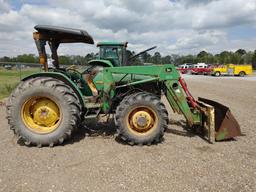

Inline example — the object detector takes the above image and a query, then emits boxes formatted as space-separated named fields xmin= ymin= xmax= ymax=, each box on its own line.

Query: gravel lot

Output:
xmin=0 ymin=75 xmax=256 ymax=192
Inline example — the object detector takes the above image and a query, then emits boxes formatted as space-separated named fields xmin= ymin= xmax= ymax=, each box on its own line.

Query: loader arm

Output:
xmin=101 ymin=64 xmax=202 ymax=125
xmin=164 ymin=79 xmax=201 ymax=126
xmin=101 ymin=64 xmax=241 ymax=143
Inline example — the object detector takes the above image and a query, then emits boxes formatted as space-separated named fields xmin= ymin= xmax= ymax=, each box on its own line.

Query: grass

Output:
xmin=0 ymin=68 xmax=41 ymax=99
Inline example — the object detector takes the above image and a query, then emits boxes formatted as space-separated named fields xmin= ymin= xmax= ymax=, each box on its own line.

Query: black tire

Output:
xmin=6 ymin=77 xmax=81 ymax=147
xmin=239 ymin=71 xmax=245 ymax=77
xmin=115 ymin=92 xmax=168 ymax=145
xmin=214 ymin=71 xmax=221 ymax=77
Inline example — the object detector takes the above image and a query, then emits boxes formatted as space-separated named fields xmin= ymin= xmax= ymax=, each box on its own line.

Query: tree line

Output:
xmin=1 ymin=49 xmax=256 ymax=68
xmin=140 ymin=49 xmax=256 ymax=68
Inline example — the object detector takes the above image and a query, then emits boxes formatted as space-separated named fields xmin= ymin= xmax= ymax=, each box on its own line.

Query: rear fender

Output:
xmin=22 ymin=72 xmax=85 ymax=108
xmin=88 ymin=59 xmax=114 ymax=67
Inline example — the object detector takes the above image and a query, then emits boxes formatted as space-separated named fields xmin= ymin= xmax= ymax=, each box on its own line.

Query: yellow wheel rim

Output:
xmin=21 ymin=97 xmax=61 ymax=134
xmin=127 ymin=106 xmax=158 ymax=134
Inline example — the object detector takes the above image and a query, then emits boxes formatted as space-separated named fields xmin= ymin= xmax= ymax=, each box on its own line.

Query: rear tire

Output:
xmin=239 ymin=71 xmax=245 ymax=77
xmin=115 ymin=92 xmax=168 ymax=145
xmin=214 ymin=71 xmax=221 ymax=77
xmin=6 ymin=77 xmax=81 ymax=147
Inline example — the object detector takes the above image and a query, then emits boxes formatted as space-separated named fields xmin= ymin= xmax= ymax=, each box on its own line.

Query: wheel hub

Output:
xmin=132 ymin=111 xmax=152 ymax=130
xmin=32 ymin=100 xmax=59 ymax=127
xmin=127 ymin=107 xmax=157 ymax=133
xmin=137 ymin=116 xmax=147 ymax=127
xmin=21 ymin=97 xmax=61 ymax=134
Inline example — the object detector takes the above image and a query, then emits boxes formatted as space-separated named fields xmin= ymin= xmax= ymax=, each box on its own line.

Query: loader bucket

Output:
xmin=198 ymin=97 xmax=242 ymax=142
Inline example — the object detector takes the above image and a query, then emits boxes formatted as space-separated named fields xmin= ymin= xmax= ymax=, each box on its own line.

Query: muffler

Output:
xmin=197 ymin=97 xmax=242 ymax=143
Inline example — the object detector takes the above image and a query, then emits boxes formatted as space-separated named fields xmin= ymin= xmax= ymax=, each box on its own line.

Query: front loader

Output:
xmin=6 ymin=25 xmax=242 ymax=147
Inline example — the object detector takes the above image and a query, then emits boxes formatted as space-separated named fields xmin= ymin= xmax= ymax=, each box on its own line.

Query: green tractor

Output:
xmin=6 ymin=25 xmax=242 ymax=147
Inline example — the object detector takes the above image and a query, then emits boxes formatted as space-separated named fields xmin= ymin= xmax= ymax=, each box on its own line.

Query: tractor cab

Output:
xmin=97 ymin=42 xmax=128 ymax=66
xmin=96 ymin=42 xmax=158 ymax=67
xmin=32 ymin=25 xmax=155 ymax=69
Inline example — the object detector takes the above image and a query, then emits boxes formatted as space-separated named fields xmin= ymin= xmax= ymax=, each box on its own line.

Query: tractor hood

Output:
xmin=34 ymin=25 xmax=94 ymax=44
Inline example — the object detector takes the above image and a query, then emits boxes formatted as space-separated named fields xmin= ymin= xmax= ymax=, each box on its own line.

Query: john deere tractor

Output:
xmin=6 ymin=25 xmax=242 ymax=147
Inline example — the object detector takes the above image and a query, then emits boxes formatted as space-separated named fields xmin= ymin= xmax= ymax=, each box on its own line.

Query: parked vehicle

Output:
xmin=212 ymin=64 xmax=253 ymax=77
xmin=4 ymin=64 xmax=13 ymax=70
xmin=191 ymin=63 xmax=212 ymax=75
xmin=178 ymin=63 xmax=212 ymax=75
xmin=177 ymin=63 xmax=193 ymax=74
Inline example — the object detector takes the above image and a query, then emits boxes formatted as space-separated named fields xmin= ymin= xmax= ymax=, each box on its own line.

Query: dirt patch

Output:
xmin=0 ymin=76 xmax=256 ymax=192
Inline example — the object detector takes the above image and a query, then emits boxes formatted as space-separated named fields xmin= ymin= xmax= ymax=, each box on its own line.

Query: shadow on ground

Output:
xmin=166 ymin=119 xmax=196 ymax=138
xmin=16 ymin=117 xmax=200 ymax=147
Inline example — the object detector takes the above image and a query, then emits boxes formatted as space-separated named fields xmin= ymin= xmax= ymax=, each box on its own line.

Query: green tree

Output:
xmin=243 ymin=51 xmax=253 ymax=64
xmin=59 ymin=55 xmax=71 ymax=65
xmin=182 ymin=54 xmax=195 ymax=64
xmin=230 ymin=53 xmax=241 ymax=64
xmin=141 ymin=52 xmax=152 ymax=63
xmin=162 ymin=55 xmax=172 ymax=64
xmin=197 ymin=51 xmax=208 ymax=58
xmin=0 ymin=56 xmax=11 ymax=62
xmin=252 ymin=50 xmax=256 ymax=69
xmin=207 ymin=54 xmax=216 ymax=64
xmin=171 ymin=54 xmax=181 ymax=65
xmin=235 ymin=49 xmax=246 ymax=55
xmin=219 ymin=51 xmax=231 ymax=64
xmin=16 ymin=54 xmax=37 ymax=63
xmin=152 ymin=52 xmax=162 ymax=64
xmin=197 ymin=51 xmax=209 ymax=63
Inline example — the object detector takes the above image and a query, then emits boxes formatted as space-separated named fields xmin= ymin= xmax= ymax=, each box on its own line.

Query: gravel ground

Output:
xmin=0 ymin=75 xmax=256 ymax=192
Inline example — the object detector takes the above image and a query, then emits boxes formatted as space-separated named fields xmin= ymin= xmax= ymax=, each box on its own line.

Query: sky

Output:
xmin=0 ymin=0 xmax=256 ymax=57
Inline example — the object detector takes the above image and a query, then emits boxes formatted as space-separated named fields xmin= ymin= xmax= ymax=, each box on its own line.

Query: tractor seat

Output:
xmin=83 ymin=73 xmax=98 ymax=96
xmin=82 ymin=66 xmax=104 ymax=96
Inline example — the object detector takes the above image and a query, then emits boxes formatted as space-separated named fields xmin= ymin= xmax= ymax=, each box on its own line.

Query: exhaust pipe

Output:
xmin=198 ymin=97 xmax=242 ymax=142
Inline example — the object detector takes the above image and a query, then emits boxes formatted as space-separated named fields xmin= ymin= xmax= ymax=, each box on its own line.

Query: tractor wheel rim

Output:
xmin=21 ymin=97 xmax=61 ymax=134
xmin=127 ymin=106 xmax=158 ymax=134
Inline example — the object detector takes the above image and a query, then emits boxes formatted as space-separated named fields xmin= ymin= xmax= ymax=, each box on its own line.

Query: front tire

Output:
xmin=6 ymin=77 xmax=81 ymax=147
xmin=115 ymin=92 xmax=168 ymax=145
xmin=239 ymin=71 xmax=245 ymax=77
xmin=214 ymin=71 xmax=221 ymax=77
